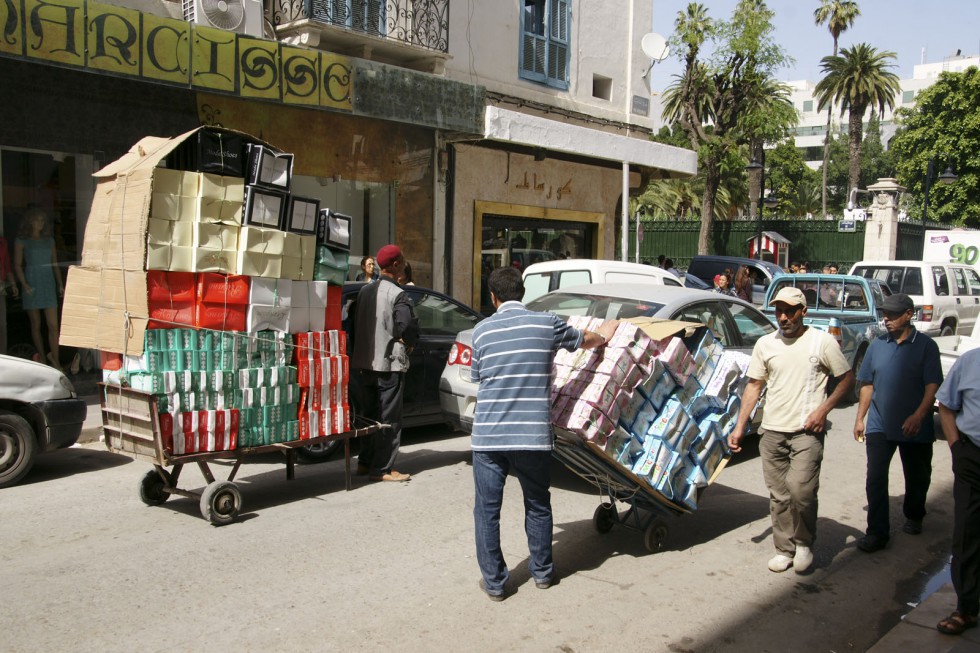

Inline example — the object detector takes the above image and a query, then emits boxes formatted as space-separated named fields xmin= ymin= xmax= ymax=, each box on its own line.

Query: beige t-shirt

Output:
xmin=747 ymin=327 xmax=851 ymax=432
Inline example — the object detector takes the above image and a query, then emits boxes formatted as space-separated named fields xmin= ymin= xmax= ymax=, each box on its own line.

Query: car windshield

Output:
xmin=527 ymin=292 xmax=666 ymax=320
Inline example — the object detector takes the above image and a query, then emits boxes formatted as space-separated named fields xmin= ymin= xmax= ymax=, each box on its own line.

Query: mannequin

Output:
xmin=14 ymin=207 xmax=63 ymax=369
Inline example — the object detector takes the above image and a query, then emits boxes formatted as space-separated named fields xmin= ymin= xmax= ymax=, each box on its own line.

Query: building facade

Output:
xmin=0 ymin=0 xmax=694 ymax=357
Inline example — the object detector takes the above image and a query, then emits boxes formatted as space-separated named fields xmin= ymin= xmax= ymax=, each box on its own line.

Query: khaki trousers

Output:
xmin=760 ymin=428 xmax=825 ymax=555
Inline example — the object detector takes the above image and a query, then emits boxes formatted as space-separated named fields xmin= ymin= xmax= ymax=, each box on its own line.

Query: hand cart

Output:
xmin=99 ymin=383 xmax=381 ymax=525
xmin=553 ymin=428 xmax=697 ymax=553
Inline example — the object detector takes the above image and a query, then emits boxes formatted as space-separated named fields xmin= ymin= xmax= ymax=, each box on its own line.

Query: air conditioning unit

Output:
xmin=183 ymin=0 xmax=264 ymax=37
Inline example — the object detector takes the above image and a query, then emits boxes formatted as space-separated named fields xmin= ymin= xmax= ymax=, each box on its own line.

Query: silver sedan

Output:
xmin=439 ymin=283 xmax=775 ymax=433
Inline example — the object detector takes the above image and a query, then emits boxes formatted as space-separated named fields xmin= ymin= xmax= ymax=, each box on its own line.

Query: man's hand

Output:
xmin=728 ymin=426 xmax=745 ymax=454
xmin=902 ymin=412 xmax=924 ymax=438
xmin=853 ymin=418 xmax=865 ymax=443
xmin=803 ymin=406 xmax=830 ymax=433
xmin=597 ymin=320 xmax=620 ymax=342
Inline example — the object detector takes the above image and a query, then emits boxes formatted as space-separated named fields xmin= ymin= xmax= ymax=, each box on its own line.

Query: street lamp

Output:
xmin=922 ymin=158 xmax=958 ymax=242
xmin=746 ymin=152 xmax=779 ymax=260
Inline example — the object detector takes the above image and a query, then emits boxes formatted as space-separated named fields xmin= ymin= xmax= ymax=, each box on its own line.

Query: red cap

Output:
xmin=376 ymin=244 xmax=403 ymax=269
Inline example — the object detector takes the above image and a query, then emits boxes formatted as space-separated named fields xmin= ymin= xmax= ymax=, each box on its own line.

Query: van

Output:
xmin=522 ymin=259 xmax=681 ymax=303
xmin=481 ymin=249 xmax=556 ymax=272
xmin=684 ymin=255 xmax=784 ymax=305
xmin=848 ymin=260 xmax=980 ymax=336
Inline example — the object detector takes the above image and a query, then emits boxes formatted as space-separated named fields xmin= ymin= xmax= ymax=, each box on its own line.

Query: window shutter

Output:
xmin=523 ymin=33 xmax=545 ymax=76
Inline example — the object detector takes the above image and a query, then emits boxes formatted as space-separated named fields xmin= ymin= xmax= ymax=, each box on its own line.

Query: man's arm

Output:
xmin=804 ymin=370 xmax=854 ymax=433
xmin=902 ymin=382 xmax=939 ymax=438
xmin=854 ymin=383 xmax=872 ymax=442
xmin=938 ymin=404 xmax=960 ymax=449
xmin=580 ymin=321 xmax=619 ymax=350
xmin=728 ymin=378 xmax=764 ymax=454
xmin=392 ymin=293 xmax=420 ymax=347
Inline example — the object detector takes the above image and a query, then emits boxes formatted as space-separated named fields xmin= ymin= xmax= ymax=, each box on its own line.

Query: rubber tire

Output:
xmin=644 ymin=520 xmax=669 ymax=553
xmin=296 ymin=439 xmax=342 ymax=464
xmin=593 ymin=502 xmax=617 ymax=534
xmin=0 ymin=413 xmax=38 ymax=489
xmin=138 ymin=468 xmax=172 ymax=506
xmin=940 ymin=323 xmax=955 ymax=337
xmin=199 ymin=480 xmax=242 ymax=525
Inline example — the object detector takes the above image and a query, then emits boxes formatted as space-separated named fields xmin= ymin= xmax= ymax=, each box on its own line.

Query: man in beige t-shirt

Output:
xmin=729 ymin=286 xmax=853 ymax=574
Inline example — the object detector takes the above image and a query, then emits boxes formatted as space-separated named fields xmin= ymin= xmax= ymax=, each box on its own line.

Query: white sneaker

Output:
xmin=768 ymin=553 xmax=794 ymax=572
xmin=794 ymin=546 xmax=814 ymax=573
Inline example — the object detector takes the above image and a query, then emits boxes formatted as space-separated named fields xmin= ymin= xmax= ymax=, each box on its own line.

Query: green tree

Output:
xmin=890 ymin=67 xmax=980 ymax=226
xmin=858 ymin=113 xmax=894 ymax=189
xmin=742 ymin=78 xmax=798 ymax=222
xmin=765 ymin=139 xmax=821 ymax=217
xmin=814 ymin=43 xmax=901 ymax=194
xmin=825 ymin=132 xmax=850 ymax=212
xmin=813 ymin=0 xmax=861 ymax=218
xmin=662 ymin=0 xmax=791 ymax=254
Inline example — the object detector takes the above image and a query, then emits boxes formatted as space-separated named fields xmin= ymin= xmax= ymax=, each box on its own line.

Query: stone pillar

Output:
xmin=862 ymin=178 xmax=906 ymax=261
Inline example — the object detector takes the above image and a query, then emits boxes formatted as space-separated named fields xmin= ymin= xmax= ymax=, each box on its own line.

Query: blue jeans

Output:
xmin=472 ymin=450 xmax=554 ymax=594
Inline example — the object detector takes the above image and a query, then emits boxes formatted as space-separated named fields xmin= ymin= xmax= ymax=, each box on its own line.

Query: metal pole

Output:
xmin=756 ymin=150 xmax=765 ymax=260
xmin=922 ymin=158 xmax=934 ymax=249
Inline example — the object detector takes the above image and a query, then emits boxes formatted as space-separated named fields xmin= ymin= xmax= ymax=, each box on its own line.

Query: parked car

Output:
xmin=440 ymin=283 xmax=776 ymax=434
xmin=684 ymin=255 xmax=785 ymax=305
xmin=763 ymin=274 xmax=889 ymax=401
xmin=848 ymin=260 xmax=980 ymax=337
xmin=298 ymin=282 xmax=484 ymax=461
xmin=522 ymin=259 xmax=681 ymax=303
xmin=933 ymin=315 xmax=980 ymax=378
xmin=0 ymin=355 xmax=87 ymax=487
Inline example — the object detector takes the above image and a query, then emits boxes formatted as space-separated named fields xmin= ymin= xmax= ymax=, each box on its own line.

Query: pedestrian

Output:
xmin=470 ymin=266 xmax=617 ymax=600
xmin=853 ymin=293 xmax=942 ymax=553
xmin=657 ymin=254 xmax=666 ymax=268
xmin=733 ymin=265 xmax=753 ymax=303
xmin=355 ymin=255 xmax=378 ymax=282
xmin=715 ymin=270 xmax=736 ymax=297
xmin=728 ymin=286 xmax=854 ymax=574
xmin=398 ymin=261 xmax=415 ymax=286
xmin=351 ymin=244 xmax=419 ymax=482
xmin=935 ymin=347 xmax=980 ymax=636
xmin=664 ymin=258 xmax=680 ymax=277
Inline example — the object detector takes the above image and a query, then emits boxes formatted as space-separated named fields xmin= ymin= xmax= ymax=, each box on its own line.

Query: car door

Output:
xmin=669 ymin=300 xmax=739 ymax=350
xmin=402 ymin=288 xmax=483 ymax=423
xmin=951 ymin=266 xmax=980 ymax=335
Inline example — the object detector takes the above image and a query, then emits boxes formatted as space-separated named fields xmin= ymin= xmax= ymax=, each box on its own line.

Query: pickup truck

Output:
xmin=764 ymin=274 xmax=890 ymax=401
xmin=0 ymin=355 xmax=88 ymax=488
xmin=934 ymin=318 xmax=980 ymax=377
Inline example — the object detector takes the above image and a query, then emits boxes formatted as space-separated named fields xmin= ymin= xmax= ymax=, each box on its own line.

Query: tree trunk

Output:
xmin=848 ymin=110 xmax=864 ymax=196
xmin=749 ymin=141 xmax=762 ymax=221
xmin=821 ymin=108 xmax=832 ymax=218
xmin=698 ymin=165 xmax=721 ymax=255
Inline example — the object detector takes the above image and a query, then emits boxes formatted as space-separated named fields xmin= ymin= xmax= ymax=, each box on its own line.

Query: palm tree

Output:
xmin=813 ymin=0 xmax=860 ymax=217
xmin=814 ymin=43 xmax=900 ymax=195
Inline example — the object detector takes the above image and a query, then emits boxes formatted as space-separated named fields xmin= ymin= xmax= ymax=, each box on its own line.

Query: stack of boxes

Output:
xmin=63 ymin=128 xmax=355 ymax=456
xmin=551 ymin=317 xmax=752 ymax=512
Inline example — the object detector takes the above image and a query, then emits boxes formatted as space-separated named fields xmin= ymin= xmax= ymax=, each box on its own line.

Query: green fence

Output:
xmin=619 ymin=219 xmax=928 ymax=272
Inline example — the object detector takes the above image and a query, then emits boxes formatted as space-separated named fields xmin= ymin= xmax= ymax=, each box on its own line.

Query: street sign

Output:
xmin=839 ymin=209 xmax=856 ymax=233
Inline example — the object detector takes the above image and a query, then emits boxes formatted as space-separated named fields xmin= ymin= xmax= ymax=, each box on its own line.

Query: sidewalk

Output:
xmin=869 ymin=582 xmax=980 ymax=652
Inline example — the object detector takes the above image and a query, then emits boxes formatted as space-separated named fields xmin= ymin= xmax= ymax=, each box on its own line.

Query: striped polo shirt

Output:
xmin=470 ymin=301 xmax=583 ymax=451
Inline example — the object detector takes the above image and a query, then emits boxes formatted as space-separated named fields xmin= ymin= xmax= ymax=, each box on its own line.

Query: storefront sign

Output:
xmin=1 ymin=0 xmax=352 ymax=111
xmin=924 ymin=230 xmax=980 ymax=266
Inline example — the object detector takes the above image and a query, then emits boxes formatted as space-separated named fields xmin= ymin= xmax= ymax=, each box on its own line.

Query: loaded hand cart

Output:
xmin=100 ymin=383 xmax=381 ymax=525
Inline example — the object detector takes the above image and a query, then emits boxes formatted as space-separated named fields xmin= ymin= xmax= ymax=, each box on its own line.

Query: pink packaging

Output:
xmin=553 ymin=398 xmax=616 ymax=445
xmin=657 ymin=337 xmax=696 ymax=386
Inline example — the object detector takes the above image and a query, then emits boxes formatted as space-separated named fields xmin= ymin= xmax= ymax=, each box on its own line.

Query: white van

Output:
xmin=849 ymin=260 xmax=980 ymax=336
xmin=522 ymin=260 xmax=681 ymax=303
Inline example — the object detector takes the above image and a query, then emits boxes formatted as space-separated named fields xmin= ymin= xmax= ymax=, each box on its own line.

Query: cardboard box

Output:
xmin=246 ymin=144 xmax=293 ymax=191
xmin=287 ymin=196 xmax=320 ymax=235
xmin=243 ymin=186 xmax=286 ymax=229
xmin=146 ymin=271 xmax=196 ymax=302
xmin=316 ymin=209 xmax=351 ymax=251
xmin=64 ymin=127 xmax=281 ymax=355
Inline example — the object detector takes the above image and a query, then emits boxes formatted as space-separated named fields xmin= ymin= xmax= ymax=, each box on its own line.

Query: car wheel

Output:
xmin=940 ymin=323 xmax=955 ymax=337
xmin=296 ymin=439 xmax=343 ymax=463
xmin=0 ymin=413 xmax=38 ymax=488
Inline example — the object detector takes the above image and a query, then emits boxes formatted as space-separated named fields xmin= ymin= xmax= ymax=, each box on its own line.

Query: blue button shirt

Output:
xmin=857 ymin=328 xmax=943 ymax=442
xmin=937 ymin=347 xmax=980 ymax=447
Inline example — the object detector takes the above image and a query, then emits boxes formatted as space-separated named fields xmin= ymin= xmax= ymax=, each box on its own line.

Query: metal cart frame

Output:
xmin=99 ymin=383 xmax=381 ymax=525
xmin=553 ymin=429 xmax=692 ymax=553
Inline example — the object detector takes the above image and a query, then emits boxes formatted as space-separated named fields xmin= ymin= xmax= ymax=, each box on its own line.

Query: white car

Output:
xmin=440 ymin=283 xmax=775 ymax=433
xmin=522 ymin=259 xmax=681 ymax=303
xmin=0 ymin=355 xmax=87 ymax=487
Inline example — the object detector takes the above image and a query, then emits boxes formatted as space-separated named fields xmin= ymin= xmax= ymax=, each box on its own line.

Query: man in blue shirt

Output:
xmin=470 ymin=266 xmax=616 ymax=600
xmin=936 ymin=346 xmax=980 ymax=635
xmin=854 ymin=293 xmax=942 ymax=552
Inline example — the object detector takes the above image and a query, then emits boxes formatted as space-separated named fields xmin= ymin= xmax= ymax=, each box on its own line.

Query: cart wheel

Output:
xmin=593 ymin=502 xmax=617 ymax=534
xmin=139 ymin=468 xmax=173 ymax=506
xmin=200 ymin=481 xmax=242 ymax=525
xmin=644 ymin=519 xmax=669 ymax=553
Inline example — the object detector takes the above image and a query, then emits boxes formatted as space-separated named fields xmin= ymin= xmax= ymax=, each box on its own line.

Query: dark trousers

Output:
xmin=357 ymin=370 xmax=405 ymax=475
xmin=864 ymin=432 xmax=933 ymax=538
xmin=951 ymin=437 xmax=980 ymax=617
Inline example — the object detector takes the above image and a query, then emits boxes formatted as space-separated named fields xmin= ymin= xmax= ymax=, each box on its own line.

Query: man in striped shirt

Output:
xmin=470 ymin=266 xmax=616 ymax=601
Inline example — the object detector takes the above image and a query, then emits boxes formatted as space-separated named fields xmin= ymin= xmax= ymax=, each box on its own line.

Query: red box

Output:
xmin=146 ymin=271 xmax=196 ymax=303
xmin=198 ymin=273 xmax=251 ymax=305
xmin=99 ymin=351 xmax=123 ymax=371
xmin=325 ymin=286 xmax=342 ymax=331
xmin=197 ymin=302 xmax=247 ymax=331
xmin=147 ymin=301 xmax=196 ymax=329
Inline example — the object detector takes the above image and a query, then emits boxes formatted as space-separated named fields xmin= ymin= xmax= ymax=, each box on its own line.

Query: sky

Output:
xmin=647 ymin=0 xmax=980 ymax=93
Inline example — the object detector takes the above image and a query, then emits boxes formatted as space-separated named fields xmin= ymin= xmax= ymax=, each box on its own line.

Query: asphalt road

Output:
xmin=0 ymin=401 xmax=959 ymax=653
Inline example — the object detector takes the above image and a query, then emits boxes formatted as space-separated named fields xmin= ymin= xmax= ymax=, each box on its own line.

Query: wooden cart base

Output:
xmin=101 ymin=383 xmax=382 ymax=524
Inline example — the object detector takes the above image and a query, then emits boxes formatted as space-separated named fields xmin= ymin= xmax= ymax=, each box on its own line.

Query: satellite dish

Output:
xmin=641 ymin=33 xmax=669 ymax=62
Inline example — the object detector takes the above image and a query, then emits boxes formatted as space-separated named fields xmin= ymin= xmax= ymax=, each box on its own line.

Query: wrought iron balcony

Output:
xmin=272 ymin=0 xmax=449 ymax=53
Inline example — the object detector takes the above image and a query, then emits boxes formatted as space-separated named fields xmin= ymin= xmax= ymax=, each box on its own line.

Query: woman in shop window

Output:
xmin=14 ymin=207 xmax=63 ymax=370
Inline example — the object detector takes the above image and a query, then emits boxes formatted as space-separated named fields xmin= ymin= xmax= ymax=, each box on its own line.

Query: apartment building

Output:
xmin=0 ymin=0 xmax=693 ymax=353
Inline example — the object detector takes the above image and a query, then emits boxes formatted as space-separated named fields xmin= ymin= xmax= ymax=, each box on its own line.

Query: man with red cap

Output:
xmin=351 ymin=244 xmax=419 ymax=482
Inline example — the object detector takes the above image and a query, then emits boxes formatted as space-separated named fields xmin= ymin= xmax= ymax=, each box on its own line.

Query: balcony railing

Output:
xmin=272 ymin=0 xmax=449 ymax=53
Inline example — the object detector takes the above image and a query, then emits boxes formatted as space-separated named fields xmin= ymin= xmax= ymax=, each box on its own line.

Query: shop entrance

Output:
xmin=478 ymin=214 xmax=596 ymax=314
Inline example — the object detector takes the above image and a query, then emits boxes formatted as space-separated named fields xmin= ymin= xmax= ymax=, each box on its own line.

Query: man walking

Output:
xmin=853 ymin=293 xmax=942 ymax=552
xmin=351 ymin=244 xmax=419 ymax=482
xmin=935 ymin=347 xmax=980 ymax=636
xmin=729 ymin=286 xmax=853 ymax=573
xmin=470 ymin=267 xmax=616 ymax=600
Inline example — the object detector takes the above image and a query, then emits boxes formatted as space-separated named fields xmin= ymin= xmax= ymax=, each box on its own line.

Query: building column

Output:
xmin=862 ymin=178 xmax=906 ymax=261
